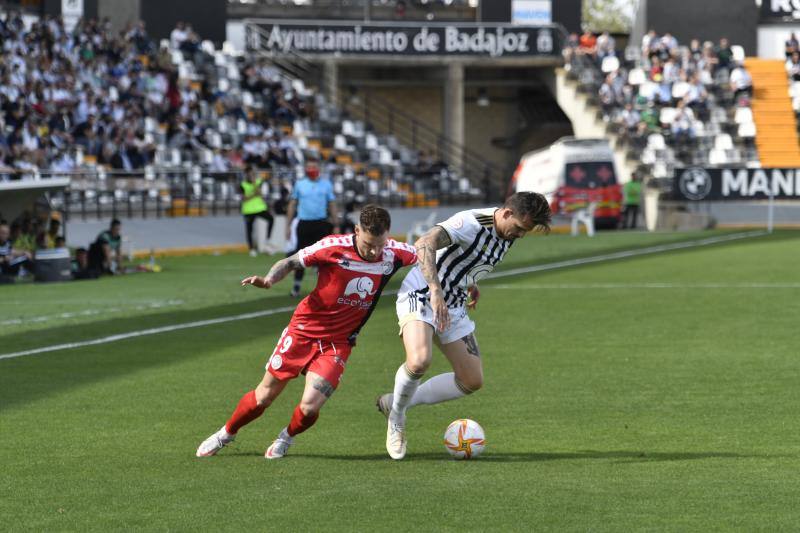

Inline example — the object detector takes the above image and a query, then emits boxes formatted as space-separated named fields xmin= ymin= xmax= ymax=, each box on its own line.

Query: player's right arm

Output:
xmin=241 ymin=253 xmax=303 ymax=289
xmin=414 ymin=225 xmax=452 ymax=331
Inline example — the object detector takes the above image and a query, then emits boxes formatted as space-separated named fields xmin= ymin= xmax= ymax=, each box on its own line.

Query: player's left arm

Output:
xmin=241 ymin=253 xmax=303 ymax=289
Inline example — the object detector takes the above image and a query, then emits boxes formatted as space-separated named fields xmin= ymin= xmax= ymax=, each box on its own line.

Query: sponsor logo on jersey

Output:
xmin=344 ymin=276 xmax=376 ymax=299
xmin=338 ymin=276 xmax=378 ymax=309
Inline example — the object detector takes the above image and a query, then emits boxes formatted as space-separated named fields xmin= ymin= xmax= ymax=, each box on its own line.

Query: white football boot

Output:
xmin=375 ymin=393 xmax=393 ymax=418
xmin=196 ymin=426 xmax=235 ymax=457
xmin=265 ymin=428 xmax=294 ymax=460
xmin=386 ymin=415 xmax=407 ymax=460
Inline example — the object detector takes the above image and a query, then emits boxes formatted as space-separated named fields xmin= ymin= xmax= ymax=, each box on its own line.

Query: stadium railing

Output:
xmin=19 ymin=165 xmax=483 ymax=222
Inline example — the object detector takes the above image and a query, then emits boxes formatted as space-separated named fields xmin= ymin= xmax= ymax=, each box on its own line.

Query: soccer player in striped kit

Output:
xmin=377 ymin=192 xmax=552 ymax=460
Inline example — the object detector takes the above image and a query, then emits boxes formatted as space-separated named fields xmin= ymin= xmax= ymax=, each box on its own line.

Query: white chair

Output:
xmin=378 ymin=147 xmax=393 ymax=165
xmin=334 ymin=134 xmax=348 ymax=151
xmin=731 ymin=45 xmax=746 ymax=63
xmin=365 ymin=133 xmax=378 ymax=150
xmin=571 ymin=202 xmax=597 ymax=237
xmin=734 ymin=107 xmax=753 ymax=124
xmin=638 ymin=81 xmax=658 ymax=100
xmin=201 ymin=40 xmax=215 ymax=55
xmin=672 ymin=82 xmax=690 ymax=100
xmin=693 ymin=120 xmax=706 ymax=136
xmin=659 ymin=107 xmax=678 ymax=126
xmin=628 ymin=68 xmax=646 ymax=86
xmin=242 ymin=91 xmax=254 ymax=107
xmin=647 ymin=133 xmax=666 ymax=150
xmin=406 ymin=211 xmax=438 ymax=245
xmin=714 ymin=134 xmax=734 ymax=150
xmin=601 ymin=56 xmax=620 ymax=73
xmin=709 ymin=148 xmax=728 ymax=166
xmin=341 ymin=120 xmax=355 ymax=137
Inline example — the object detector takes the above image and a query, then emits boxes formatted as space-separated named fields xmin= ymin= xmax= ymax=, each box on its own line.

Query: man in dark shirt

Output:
xmin=88 ymin=219 xmax=123 ymax=274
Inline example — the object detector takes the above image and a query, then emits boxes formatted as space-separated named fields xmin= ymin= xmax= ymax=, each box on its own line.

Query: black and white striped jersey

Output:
xmin=399 ymin=208 xmax=513 ymax=308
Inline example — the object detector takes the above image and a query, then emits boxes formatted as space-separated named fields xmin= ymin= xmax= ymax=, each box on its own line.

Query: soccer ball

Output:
xmin=443 ymin=419 xmax=485 ymax=459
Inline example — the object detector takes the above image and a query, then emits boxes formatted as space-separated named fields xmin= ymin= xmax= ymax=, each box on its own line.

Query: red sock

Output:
xmin=225 ymin=390 xmax=267 ymax=434
xmin=287 ymin=405 xmax=318 ymax=437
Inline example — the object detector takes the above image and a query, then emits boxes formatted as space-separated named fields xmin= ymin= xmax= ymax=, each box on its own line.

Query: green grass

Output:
xmin=2 ymin=229 xmax=800 ymax=531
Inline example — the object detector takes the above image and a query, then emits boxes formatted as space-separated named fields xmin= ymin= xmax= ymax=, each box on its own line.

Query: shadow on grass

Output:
xmin=0 ymin=297 xmax=297 ymax=412
xmin=224 ymin=450 xmax=786 ymax=463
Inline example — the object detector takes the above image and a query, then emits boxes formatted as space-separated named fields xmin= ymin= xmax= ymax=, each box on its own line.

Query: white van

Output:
xmin=512 ymin=137 xmax=622 ymax=227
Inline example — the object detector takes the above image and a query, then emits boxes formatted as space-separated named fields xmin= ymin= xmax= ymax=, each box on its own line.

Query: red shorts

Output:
xmin=265 ymin=327 xmax=352 ymax=388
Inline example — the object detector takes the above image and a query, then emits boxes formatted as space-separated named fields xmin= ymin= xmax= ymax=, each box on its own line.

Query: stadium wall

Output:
xmin=140 ymin=0 xmax=226 ymax=45
xmin=633 ymin=0 xmax=758 ymax=56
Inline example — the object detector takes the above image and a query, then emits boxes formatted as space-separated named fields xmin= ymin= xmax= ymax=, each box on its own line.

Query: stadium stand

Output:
xmin=563 ymin=31 xmax=761 ymax=179
xmin=0 ymin=10 xmax=480 ymax=222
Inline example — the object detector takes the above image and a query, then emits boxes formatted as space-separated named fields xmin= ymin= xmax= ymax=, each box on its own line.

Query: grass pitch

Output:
xmin=2 ymin=229 xmax=799 ymax=531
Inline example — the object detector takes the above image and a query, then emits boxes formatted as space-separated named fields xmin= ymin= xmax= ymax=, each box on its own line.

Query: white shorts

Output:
xmin=395 ymin=289 xmax=475 ymax=345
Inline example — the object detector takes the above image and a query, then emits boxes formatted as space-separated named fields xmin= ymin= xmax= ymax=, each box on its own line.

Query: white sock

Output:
xmin=278 ymin=427 xmax=293 ymax=443
xmin=390 ymin=363 xmax=424 ymax=421
xmin=408 ymin=372 xmax=470 ymax=408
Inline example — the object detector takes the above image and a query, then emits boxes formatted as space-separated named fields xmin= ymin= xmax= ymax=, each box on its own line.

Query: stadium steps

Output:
xmin=744 ymin=58 xmax=800 ymax=167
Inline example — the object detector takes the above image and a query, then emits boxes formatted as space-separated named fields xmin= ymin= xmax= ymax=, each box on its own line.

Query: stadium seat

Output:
xmin=732 ymin=45 xmax=746 ymax=63
xmin=647 ymin=133 xmax=666 ymax=150
xmin=601 ymin=56 xmax=620 ymax=73
xmin=734 ymin=107 xmax=754 ymax=124
xmin=714 ymin=134 xmax=734 ymax=151
xmin=628 ymin=68 xmax=646 ymax=86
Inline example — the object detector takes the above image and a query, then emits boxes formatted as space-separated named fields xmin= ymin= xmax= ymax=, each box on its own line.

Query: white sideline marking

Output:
xmin=492 ymin=282 xmax=800 ymax=290
xmin=0 ymin=231 xmax=767 ymax=361
xmin=0 ymin=306 xmax=296 ymax=361
xmin=484 ymin=230 xmax=767 ymax=281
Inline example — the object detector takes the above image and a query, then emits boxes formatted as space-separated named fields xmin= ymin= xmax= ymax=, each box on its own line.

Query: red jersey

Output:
xmin=291 ymin=234 xmax=417 ymax=345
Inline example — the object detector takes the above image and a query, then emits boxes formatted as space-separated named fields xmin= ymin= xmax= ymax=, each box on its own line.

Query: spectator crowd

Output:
xmin=563 ymin=28 xmax=756 ymax=170
xmin=0 ymin=10 xmax=310 ymax=181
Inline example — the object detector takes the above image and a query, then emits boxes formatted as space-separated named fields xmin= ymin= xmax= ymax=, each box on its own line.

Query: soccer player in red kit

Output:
xmin=196 ymin=205 xmax=417 ymax=459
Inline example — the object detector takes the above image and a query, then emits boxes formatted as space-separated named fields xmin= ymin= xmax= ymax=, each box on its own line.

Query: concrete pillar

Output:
xmin=443 ymin=62 xmax=465 ymax=171
xmin=323 ymin=59 xmax=339 ymax=107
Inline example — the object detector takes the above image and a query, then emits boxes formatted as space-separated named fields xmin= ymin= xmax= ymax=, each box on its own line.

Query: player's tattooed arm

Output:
xmin=240 ymin=253 xmax=304 ymax=289
xmin=414 ymin=226 xmax=452 ymax=331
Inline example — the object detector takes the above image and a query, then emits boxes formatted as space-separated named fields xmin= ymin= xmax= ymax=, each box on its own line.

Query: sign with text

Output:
xmin=245 ymin=21 xmax=562 ymax=57
xmin=761 ymin=0 xmax=800 ymax=20
xmin=673 ymin=168 xmax=800 ymax=201
xmin=512 ymin=0 xmax=552 ymax=25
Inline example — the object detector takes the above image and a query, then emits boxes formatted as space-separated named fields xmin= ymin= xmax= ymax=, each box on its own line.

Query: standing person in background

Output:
xmin=46 ymin=218 xmax=61 ymax=248
xmin=241 ymin=165 xmax=274 ymax=257
xmin=0 ymin=221 xmax=33 ymax=280
xmin=622 ymin=173 xmax=642 ymax=229
xmin=285 ymin=160 xmax=339 ymax=297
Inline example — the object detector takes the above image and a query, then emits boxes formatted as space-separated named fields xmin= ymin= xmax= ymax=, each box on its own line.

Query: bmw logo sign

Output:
xmin=679 ymin=168 xmax=712 ymax=200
